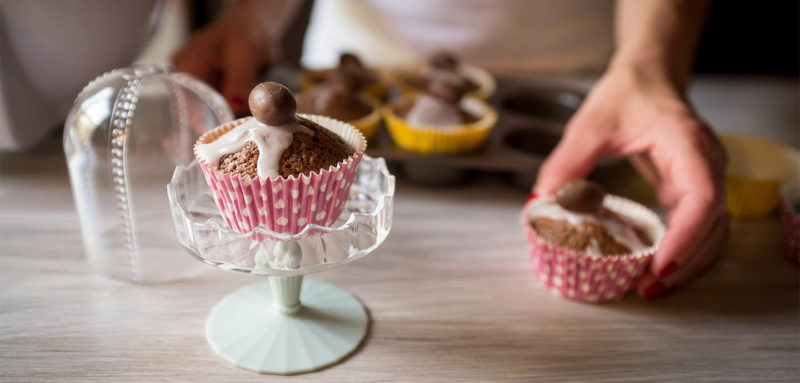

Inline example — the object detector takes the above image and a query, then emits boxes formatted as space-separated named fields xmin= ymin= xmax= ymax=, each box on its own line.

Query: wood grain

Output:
xmin=1 ymin=77 xmax=798 ymax=382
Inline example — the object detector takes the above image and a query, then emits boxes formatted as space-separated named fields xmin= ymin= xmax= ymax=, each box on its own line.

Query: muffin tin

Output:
xmin=364 ymin=76 xmax=607 ymax=186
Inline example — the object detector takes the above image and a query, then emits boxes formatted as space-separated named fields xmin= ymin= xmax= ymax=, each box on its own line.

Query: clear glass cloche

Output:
xmin=63 ymin=64 xmax=234 ymax=284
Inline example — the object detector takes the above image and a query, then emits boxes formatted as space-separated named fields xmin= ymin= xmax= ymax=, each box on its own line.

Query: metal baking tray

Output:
xmin=365 ymin=76 xmax=620 ymax=187
xmin=263 ymin=68 xmax=615 ymax=187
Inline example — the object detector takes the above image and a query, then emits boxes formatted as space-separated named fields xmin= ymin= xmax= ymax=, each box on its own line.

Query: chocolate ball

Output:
xmin=325 ymin=67 xmax=362 ymax=91
xmin=248 ymin=82 xmax=296 ymax=125
xmin=430 ymin=51 xmax=458 ymax=70
xmin=426 ymin=75 xmax=467 ymax=104
xmin=555 ymin=180 xmax=607 ymax=214
xmin=339 ymin=52 xmax=363 ymax=68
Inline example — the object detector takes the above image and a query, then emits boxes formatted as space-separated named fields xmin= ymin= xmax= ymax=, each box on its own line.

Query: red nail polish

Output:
xmin=229 ymin=95 xmax=244 ymax=109
xmin=658 ymin=261 xmax=679 ymax=278
xmin=642 ymin=281 xmax=666 ymax=299
xmin=527 ymin=192 xmax=539 ymax=203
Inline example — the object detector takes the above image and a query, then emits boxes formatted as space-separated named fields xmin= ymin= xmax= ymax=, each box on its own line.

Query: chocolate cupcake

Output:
xmin=521 ymin=181 xmax=665 ymax=303
xmin=383 ymin=71 xmax=496 ymax=154
xmin=299 ymin=52 xmax=389 ymax=100
xmin=296 ymin=70 xmax=381 ymax=140
xmin=399 ymin=50 xmax=495 ymax=101
xmin=194 ymin=82 xmax=367 ymax=235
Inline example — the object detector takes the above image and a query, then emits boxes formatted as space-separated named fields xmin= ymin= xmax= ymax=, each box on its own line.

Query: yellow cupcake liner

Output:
xmin=394 ymin=63 xmax=496 ymax=101
xmin=349 ymin=95 xmax=382 ymax=142
xmin=298 ymin=68 xmax=390 ymax=101
xmin=720 ymin=133 xmax=800 ymax=218
xmin=382 ymin=96 xmax=497 ymax=154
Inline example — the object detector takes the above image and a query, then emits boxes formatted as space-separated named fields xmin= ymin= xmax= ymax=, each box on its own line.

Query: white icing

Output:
xmin=528 ymin=201 xmax=650 ymax=255
xmin=196 ymin=118 xmax=313 ymax=179
xmin=405 ymin=95 xmax=463 ymax=128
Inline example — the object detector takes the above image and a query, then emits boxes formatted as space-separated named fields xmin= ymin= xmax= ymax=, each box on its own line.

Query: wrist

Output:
xmin=607 ymin=54 xmax=687 ymax=98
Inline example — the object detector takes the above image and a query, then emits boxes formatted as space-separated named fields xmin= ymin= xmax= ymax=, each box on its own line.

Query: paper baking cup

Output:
xmin=720 ymin=133 xmax=800 ymax=218
xmin=779 ymin=181 xmax=800 ymax=264
xmin=349 ymin=95 xmax=382 ymax=142
xmin=193 ymin=115 xmax=367 ymax=237
xmin=521 ymin=195 xmax=666 ymax=303
xmin=396 ymin=64 xmax=496 ymax=101
xmin=383 ymin=96 xmax=497 ymax=154
xmin=298 ymin=68 xmax=390 ymax=101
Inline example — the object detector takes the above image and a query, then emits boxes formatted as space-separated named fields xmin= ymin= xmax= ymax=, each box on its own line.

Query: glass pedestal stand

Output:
xmin=168 ymin=156 xmax=394 ymax=375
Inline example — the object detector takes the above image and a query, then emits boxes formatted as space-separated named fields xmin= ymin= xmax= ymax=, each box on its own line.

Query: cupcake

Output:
xmin=193 ymin=82 xmax=367 ymax=236
xmin=399 ymin=50 xmax=496 ymax=101
xmin=521 ymin=180 xmax=665 ymax=303
xmin=779 ymin=181 xmax=800 ymax=264
xmin=383 ymin=72 xmax=497 ymax=154
xmin=299 ymin=52 xmax=389 ymax=100
xmin=296 ymin=69 xmax=381 ymax=141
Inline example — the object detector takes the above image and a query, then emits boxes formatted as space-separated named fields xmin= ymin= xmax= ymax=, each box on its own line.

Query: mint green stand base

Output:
xmin=206 ymin=278 xmax=368 ymax=375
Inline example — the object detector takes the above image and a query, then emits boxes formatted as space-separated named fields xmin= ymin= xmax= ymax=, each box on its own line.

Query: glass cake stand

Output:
xmin=167 ymin=156 xmax=394 ymax=375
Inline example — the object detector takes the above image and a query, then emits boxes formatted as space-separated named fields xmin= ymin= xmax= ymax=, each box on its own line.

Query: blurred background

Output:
xmin=1 ymin=0 xmax=797 ymax=153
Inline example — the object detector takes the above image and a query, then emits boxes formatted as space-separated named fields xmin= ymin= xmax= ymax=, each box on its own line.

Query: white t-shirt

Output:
xmin=301 ymin=0 xmax=614 ymax=75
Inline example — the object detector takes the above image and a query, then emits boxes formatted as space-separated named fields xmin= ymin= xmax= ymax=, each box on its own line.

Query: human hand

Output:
xmin=172 ymin=0 xmax=274 ymax=115
xmin=534 ymin=62 xmax=729 ymax=299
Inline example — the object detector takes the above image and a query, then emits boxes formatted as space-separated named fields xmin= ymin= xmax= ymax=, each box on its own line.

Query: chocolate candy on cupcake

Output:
xmin=194 ymin=82 xmax=367 ymax=235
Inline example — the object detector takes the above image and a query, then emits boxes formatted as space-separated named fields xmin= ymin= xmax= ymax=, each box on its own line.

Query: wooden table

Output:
xmin=1 ymin=77 xmax=798 ymax=382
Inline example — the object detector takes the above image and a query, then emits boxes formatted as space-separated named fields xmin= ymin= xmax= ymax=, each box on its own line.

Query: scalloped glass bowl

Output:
xmin=168 ymin=155 xmax=395 ymax=276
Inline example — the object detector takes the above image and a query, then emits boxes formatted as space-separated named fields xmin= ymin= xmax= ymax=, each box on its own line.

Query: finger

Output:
xmin=533 ymin=116 xmax=610 ymax=194
xmin=637 ymin=213 xmax=729 ymax=299
xmin=172 ymin=43 xmax=222 ymax=87
xmin=630 ymin=153 xmax=661 ymax=187
xmin=660 ymin=212 xmax=729 ymax=286
xmin=221 ymin=38 xmax=266 ymax=114
xmin=649 ymin=148 xmax=724 ymax=275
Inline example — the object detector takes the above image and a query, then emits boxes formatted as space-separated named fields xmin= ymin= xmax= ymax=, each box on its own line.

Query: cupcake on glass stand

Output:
xmin=168 ymin=82 xmax=394 ymax=374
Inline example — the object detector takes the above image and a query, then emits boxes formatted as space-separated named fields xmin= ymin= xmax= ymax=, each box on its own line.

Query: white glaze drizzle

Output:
xmin=405 ymin=95 xmax=463 ymax=128
xmin=528 ymin=201 xmax=649 ymax=255
xmin=196 ymin=117 xmax=313 ymax=179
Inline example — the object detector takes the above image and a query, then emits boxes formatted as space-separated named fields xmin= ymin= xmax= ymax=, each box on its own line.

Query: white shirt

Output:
xmin=302 ymin=0 xmax=614 ymax=75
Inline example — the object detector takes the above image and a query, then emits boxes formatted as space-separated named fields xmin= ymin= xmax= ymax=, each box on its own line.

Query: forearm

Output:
xmin=612 ymin=0 xmax=711 ymax=93
xmin=226 ymin=0 xmax=303 ymax=53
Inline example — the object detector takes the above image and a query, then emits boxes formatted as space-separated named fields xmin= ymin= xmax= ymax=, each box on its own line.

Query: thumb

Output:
xmin=534 ymin=114 xmax=610 ymax=195
xmin=221 ymin=38 xmax=268 ymax=115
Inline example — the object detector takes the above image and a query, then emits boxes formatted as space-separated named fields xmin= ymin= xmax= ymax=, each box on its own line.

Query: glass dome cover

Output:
xmin=63 ymin=63 xmax=234 ymax=284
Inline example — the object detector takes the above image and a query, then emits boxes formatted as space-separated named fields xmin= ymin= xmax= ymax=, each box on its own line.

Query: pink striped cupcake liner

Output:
xmin=521 ymin=194 xmax=666 ymax=303
xmin=194 ymin=115 xmax=367 ymax=239
xmin=779 ymin=181 xmax=800 ymax=264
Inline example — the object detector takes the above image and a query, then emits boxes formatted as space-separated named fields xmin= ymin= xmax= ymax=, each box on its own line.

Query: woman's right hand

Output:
xmin=172 ymin=0 xmax=275 ymax=115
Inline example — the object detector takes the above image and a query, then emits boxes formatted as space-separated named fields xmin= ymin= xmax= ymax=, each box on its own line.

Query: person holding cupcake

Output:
xmin=174 ymin=0 xmax=726 ymax=299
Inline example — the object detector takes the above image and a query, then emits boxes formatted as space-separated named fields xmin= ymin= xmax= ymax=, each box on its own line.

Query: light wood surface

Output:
xmin=1 ymin=77 xmax=798 ymax=382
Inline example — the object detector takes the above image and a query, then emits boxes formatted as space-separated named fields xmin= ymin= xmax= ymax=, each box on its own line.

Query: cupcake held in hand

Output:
xmin=522 ymin=180 xmax=665 ymax=303
xmin=194 ymin=82 xmax=367 ymax=236
xmin=383 ymin=72 xmax=497 ymax=154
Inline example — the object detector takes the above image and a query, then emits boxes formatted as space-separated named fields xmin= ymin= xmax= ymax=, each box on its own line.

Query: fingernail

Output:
xmin=527 ymin=192 xmax=538 ymax=203
xmin=658 ymin=261 xmax=679 ymax=278
xmin=642 ymin=281 xmax=666 ymax=299
xmin=229 ymin=95 xmax=245 ymax=110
